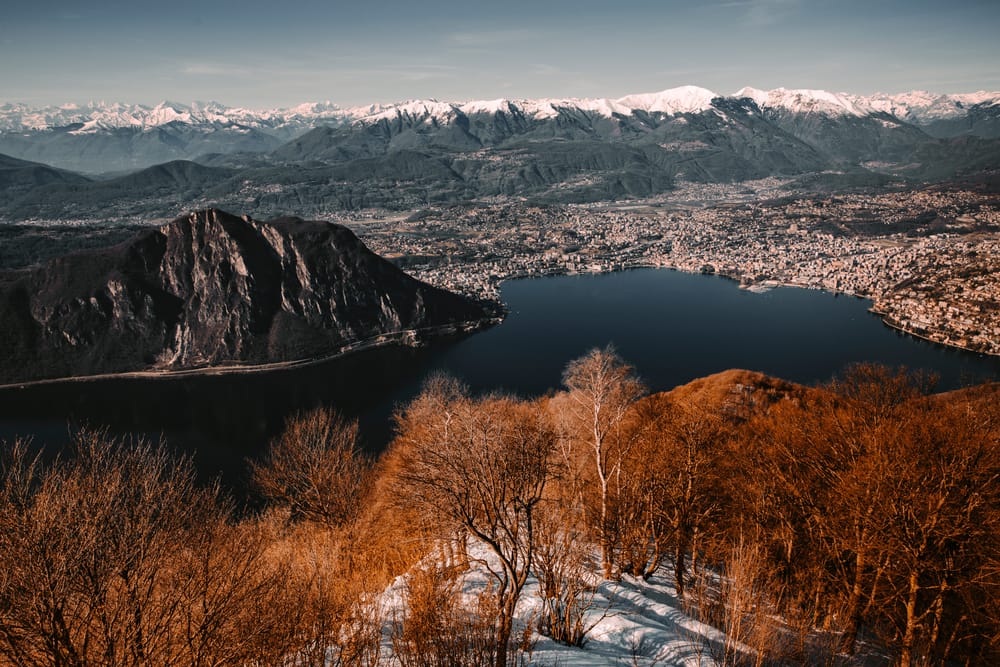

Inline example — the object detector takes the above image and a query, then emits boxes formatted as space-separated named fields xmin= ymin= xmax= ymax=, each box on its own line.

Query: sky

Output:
xmin=2 ymin=0 xmax=999 ymax=109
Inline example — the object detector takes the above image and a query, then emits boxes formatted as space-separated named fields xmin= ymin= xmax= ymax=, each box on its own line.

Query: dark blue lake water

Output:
xmin=2 ymin=268 xmax=997 ymax=484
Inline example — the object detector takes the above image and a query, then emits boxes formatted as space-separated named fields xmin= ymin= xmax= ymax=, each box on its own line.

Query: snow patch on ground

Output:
xmin=378 ymin=541 xmax=728 ymax=666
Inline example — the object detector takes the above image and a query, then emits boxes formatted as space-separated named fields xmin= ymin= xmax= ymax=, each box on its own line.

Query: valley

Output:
xmin=2 ymin=86 xmax=999 ymax=223
xmin=6 ymin=0 xmax=1000 ymax=663
xmin=5 ymin=175 xmax=999 ymax=360
xmin=2 ymin=85 xmax=999 ymax=362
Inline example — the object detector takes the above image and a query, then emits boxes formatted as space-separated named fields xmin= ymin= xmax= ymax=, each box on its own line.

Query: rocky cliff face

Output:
xmin=0 ymin=209 xmax=493 ymax=383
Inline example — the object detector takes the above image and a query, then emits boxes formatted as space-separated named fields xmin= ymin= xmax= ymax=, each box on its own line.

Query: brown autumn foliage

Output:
xmin=1 ymin=357 xmax=998 ymax=666
xmin=543 ymin=358 xmax=1000 ymax=665
xmin=531 ymin=500 xmax=606 ymax=647
xmin=731 ymin=364 xmax=1000 ymax=665
xmin=390 ymin=562 xmax=533 ymax=667
xmin=0 ymin=425 xmax=383 ymax=667
xmin=0 ymin=431 xmax=291 ymax=666
xmin=618 ymin=396 xmax=728 ymax=589
xmin=386 ymin=374 xmax=554 ymax=667
xmin=259 ymin=516 xmax=383 ymax=667
xmin=250 ymin=406 xmax=370 ymax=527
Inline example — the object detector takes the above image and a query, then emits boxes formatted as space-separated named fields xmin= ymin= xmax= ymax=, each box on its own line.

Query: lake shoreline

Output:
xmin=477 ymin=261 xmax=998 ymax=360
xmin=0 ymin=316 xmax=500 ymax=391
xmin=3 ymin=267 xmax=997 ymax=483
xmin=3 ymin=262 xmax=995 ymax=393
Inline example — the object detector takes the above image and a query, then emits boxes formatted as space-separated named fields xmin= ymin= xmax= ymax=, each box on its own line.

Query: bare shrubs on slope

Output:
xmin=388 ymin=375 xmax=555 ymax=667
xmin=3 ymin=358 xmax=997 ymax=666
xmin=251 ymin=406 xmax=370 ymax=528
xmin=739 ymin=364 xmax=1000 ymax=665
xmin=0 ymin=431 xmax=290 ymax=666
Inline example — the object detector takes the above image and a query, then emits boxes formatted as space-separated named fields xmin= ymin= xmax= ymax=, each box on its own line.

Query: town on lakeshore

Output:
xmin=335 ymin=178 xmax=1000 ymax=356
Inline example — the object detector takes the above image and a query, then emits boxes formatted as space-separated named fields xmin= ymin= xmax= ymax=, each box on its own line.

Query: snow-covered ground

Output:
xmin=525 ymin=572 xmax=727 ymax=666
xmin=379 ymin=542 xmax=732 ymax=667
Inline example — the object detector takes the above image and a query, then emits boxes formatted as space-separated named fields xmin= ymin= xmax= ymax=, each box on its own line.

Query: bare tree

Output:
xmin=742 ymin=364 xmax=1000 ymax=664
xmin=623 ymin=398 xmax=725 ymax=595
xmin=532 ymin=501 xmax=608 ymax=647
xmin=873 ymin=395 xmax=1000 ymax=666
xmin=0 ymin=430 xmax=219 ymax=666
xmin=391 ymin=562 xmax=523 ymax=667
xmin=393 ymin=379 xmax=555 ymax=667
xmin=251 ymin=407 xmax=370 ymax=527
xmin=559 ymin=346 xmax=646 ymax=579
xmin=0 ymin=431 xmax=306 ymax=667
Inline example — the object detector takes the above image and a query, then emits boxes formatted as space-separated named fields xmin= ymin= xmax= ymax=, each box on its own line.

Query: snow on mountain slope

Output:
xmin=735 ymin=86 xmax=869 ymax=117
xmin=352 ymin=99 xmax=458 ymax=125
xmin=616 ymin=85 xmax=718 ymax=115
xmin=353 ymin=85 xmax=717 ymax=127
xmin=459 ymin=96 xmax=631 ymax=120
xmin=335 ymin=87 xmax=718 ymax=129
xmin=458 ymin=98 xmax=518 ymax=116
xmin=523 ymin=571 xmax=728 ymax=666
xmin=858 ymin=90 xmax=1000 ymax=123
xmin=457 ymin=97 xmax=596 ymax=120
xmin=3 ymin=87 xmax=998 ymax=135
xmin=736 ymin=87 xmax=1000 ymax=122
xmin=0 ymin=100 xmax=349 ymax=134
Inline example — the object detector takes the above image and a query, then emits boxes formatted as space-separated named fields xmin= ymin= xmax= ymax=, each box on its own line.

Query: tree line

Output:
xmin=1 ymin=349 xmax=998 ymax=666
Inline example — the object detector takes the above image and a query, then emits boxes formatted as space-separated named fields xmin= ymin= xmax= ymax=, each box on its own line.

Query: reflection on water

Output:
xmin=2 ymin=269 xmax=998 ymax=488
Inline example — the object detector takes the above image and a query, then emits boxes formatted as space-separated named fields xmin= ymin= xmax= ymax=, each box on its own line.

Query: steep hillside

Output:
xmin=0 ymin=208 xmax=493 ymax=383
xmin=0 ymin=152 xmax=90 ymax=191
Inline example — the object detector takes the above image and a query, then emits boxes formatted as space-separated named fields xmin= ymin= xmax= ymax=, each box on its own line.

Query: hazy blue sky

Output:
xmin=2 ymin=0 xmax=998 ymax=108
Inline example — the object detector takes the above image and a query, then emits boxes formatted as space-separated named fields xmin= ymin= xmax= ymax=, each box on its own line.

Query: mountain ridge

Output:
xmin=3 ymin=86 xmax=998 ymax=135
xmin=1 ymin=84 xmax=998 ymax=219
xmin=0 ymin=209 xmax=494 ymax=383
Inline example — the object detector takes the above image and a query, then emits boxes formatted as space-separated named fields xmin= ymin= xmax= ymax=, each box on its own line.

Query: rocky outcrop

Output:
xmin=0 ymin=209 xmax=493 ymax=383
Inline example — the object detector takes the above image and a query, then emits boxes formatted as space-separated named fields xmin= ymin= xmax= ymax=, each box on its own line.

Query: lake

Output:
xmin=2 ymin=268 xmax=998 ymax=485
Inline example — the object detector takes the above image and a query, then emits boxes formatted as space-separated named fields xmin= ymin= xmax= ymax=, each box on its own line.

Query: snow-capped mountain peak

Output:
xmin=858 ymin=90 xmax=1000 ymax=123
xmin=616 ymin=85 xmax=718 ymax=115
xmin=351 ymin=99 xmax=458 ymax=125
xmin=458 ymin=98 xmax=515 ymax=115
xmin=735 ymin=87 xmax=868 ymax=117
xmin=2 ymin=86 xmax=999 ymax=136
xmin=733 ymin=86 xmax=768 ymax=104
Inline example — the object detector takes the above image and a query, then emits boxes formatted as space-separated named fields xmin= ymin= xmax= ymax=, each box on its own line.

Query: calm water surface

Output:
xmin=2 ymin=269 xmax=997 ymax=484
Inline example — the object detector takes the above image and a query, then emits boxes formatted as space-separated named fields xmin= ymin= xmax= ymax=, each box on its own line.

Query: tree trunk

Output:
xmin=900 ymin=569 xmax=921 ymax=667
xmin=599 ymin=474 xmax=613 ymax=579
xmin=675 ymin=530 xmax=689 ymax=600
xmin=495 ymin=596 xmax=517 ymax=667
xmin=839 ymin=548 xmax=866 ymax=654
xmin=691 ymin=526 xmax=700 ymax=579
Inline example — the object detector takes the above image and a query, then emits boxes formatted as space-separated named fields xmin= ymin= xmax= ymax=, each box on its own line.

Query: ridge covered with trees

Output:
xmin=1 ymin=353 xmax=998 ymax=665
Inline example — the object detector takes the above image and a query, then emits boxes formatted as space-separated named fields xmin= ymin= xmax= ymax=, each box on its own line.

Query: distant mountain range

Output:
xmin=1 ymin=85 xmax=998 ymax=221
xmin=3 ymin=86 xmax=997 ymax=137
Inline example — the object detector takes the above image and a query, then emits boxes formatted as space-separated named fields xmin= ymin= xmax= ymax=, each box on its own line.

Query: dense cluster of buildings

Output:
xmin=347 ymin=182 xmax=1000 ymax=356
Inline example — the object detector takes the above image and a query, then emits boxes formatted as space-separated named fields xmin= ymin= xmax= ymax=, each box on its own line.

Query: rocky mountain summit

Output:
xmin=0 ymin=209 xmax=493 ymax=383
